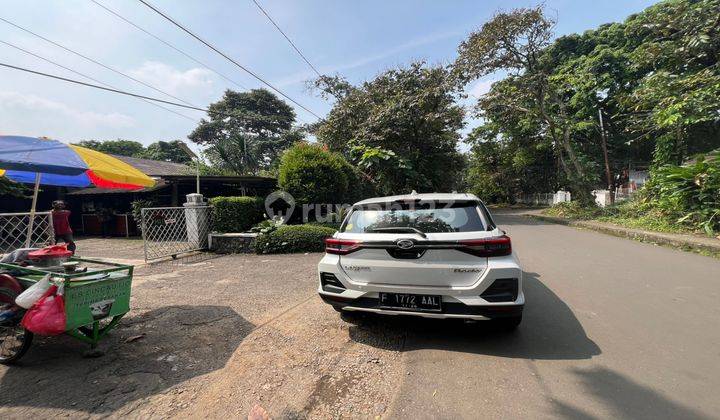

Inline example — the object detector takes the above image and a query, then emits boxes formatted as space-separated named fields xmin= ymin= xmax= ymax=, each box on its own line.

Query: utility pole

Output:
xmin=178 ymin=141 xmax=200 ymax=194
xmin=598 ymin=109 xmax=614 ymax=205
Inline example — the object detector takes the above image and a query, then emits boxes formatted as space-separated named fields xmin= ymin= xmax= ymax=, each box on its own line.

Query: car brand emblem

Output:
xmin=396 ymin=239 xmax=415 ymax=249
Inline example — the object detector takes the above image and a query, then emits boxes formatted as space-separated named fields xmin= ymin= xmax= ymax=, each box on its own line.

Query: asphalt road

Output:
xmin=386 ymin=210 xmax=720 ymax=419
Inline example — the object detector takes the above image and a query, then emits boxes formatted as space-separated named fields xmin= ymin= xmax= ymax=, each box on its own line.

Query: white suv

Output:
xmin=317 ymin=193 xmax=524 ymax=329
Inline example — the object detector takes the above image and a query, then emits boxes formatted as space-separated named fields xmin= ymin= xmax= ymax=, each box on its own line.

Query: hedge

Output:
xmin=254 ymin=225 xmax=337 ymax=254
xmin=209 ymin=196 xmax=264 ymax=233
xmin=278 ymin=143 xmax=358 ymax=206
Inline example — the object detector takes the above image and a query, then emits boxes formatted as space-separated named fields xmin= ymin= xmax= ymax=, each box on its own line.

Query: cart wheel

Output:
xmin=0 ymin=323 xmax=33 ymax=365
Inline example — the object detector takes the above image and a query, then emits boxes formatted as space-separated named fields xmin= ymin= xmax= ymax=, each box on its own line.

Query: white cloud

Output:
xmin=467 ymin=79 xmax=496 ymax=98
xmin=128 ymin=61 xmax=215 ymax=96
xmin=0 ymin=91 xmax=134 ymax=128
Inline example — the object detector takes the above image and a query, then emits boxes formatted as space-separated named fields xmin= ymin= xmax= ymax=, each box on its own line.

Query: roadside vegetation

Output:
xmin=71 ymin=0 xmax=718 ymax=245
xmin=545 ymin=154 xmax=720 ymax=236
xmin=458 ymin=0 xmax=719 ymax=204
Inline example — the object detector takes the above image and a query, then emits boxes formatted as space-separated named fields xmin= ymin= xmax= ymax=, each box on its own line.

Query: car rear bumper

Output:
xmin=319 ymin=293 xmax=523 ymax=320
xmin=317 ymin=252 xmax=524 ymax=320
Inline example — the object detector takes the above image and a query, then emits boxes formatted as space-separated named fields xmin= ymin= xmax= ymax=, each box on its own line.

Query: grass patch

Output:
xmin=596 ymin=214 xmax=687 ymax=234
xmin=543 ymin=201 xmax=603 ymax=220
xmin=544 ymin=199 xmax=708 ymax=236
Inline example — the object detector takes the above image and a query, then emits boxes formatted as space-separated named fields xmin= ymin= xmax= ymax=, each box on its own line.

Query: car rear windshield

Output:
xmin=341 ymin=201 xmax=487 ymax=233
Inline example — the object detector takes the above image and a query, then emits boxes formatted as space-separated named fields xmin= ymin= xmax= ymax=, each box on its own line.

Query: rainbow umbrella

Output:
xmin=0 ymin=135 xmax=155 ymax=246
xmin=0 ymin=135 xmax=154 ymax=189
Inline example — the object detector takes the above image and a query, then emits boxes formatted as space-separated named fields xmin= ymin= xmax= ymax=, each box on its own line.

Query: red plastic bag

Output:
xmin=21 ymin=284 xmax=66 ymax=336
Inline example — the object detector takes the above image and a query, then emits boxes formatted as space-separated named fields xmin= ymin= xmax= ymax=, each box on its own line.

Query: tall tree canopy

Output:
xmin=143 ymin=140 xmax=193 ymax=164
xmin=189 ymin=89 xmax=302 ymax=175
xmin=75 ymin=139 xmax=194 ymax=164
xmin=75 ymin=139 xmax=145 ymax=157
xmin=456 ymin=0 xmax=720 ymax=202
xmin=312 ymin=62 xmax=465 ymax=195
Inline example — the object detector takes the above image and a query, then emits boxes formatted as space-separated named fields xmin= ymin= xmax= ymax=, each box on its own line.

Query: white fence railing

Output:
xmin=515 ymin=193 xmax=555 ymax=206
xmin=0 ymin=212 xmax=54 ymax=254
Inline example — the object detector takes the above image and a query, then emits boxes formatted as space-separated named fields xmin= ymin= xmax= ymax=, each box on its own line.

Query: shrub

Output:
xmin=278 ymin=143 xmax=360 ymax=206
xmin=544 ymin=201 xmax=603 ymax=220
xmin=130 ymin=199 xmax=159 ymax=231
xmin=599 ymin=198 xmax=685 ymax=233
xmin=254 ymin=225 xmax=337 ymax=254
xmin=307 ymin=220 xmax=341 ymax=230
xmin=648 ymin=156 xmax=720 ymax=234
xmin=209 ymin=196 xmax=264 ymax=233
xmin=249 ymin=217 xmax=284 ymax=234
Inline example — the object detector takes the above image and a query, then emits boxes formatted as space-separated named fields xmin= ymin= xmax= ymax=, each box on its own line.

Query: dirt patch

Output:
xmin=180 ymin=300 xmax=405 ymax=419
xmin=0 ymin=304 xmax=252 ymax=417
xmin=0 ymin=253 xmax=407 ymax=419
xmin=74 ymin=237 xmax=146 ymax=264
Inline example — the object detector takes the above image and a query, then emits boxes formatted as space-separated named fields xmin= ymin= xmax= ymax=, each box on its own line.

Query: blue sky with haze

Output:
xmin=0 ymin=0 xmax=657 ymax=151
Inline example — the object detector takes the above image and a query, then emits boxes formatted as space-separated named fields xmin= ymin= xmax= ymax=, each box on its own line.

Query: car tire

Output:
xmin=493 ymin=314 xmax=522 ymax=331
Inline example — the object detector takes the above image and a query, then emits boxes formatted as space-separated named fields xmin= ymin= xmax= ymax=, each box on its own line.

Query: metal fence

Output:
xmin=0 ymin=212 xmax=54 ymax=254
xmin=614 ymin=187 xmax=636 ymax=202
xmin=140 ymin=206 xmax=211 ymax=262
xmin=515 ymin=193 xmax=555 ymax=206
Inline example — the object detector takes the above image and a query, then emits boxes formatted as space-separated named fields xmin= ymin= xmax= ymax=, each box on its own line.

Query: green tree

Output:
xmin=454 ymin=7 xmax=598 ymax=201
xmin=189 ymin=89 xmax=299 ymax=174
xmin=455 ymin=1 xmax=720 ymax=201
xmin=0 ymin=177 xmax=28 ymax=198
xmin=312 ymin=62 xmax=465 ymax=195
xmin=278 ymin=143 xmax=361 ymax=206
xmin=621 ymin=0 xmax=720 ymax=166
xmin=465 ymin=123 xmax=558 ymax=203
xmin=74 ymin=139 xmax=145 ymax=157
xmin=142 ymin=140 xmax=193 ymax=164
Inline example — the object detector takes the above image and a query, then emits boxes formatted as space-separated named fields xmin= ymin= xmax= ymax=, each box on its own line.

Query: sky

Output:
xmin=0 ymin=0 xmax=659 ymax=152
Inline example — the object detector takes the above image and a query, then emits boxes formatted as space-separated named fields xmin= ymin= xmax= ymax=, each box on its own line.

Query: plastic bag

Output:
xmin=21 ymin=284 xmax=66 ymax=336
xmin=15 ymin=274 xmax=51 ymax=309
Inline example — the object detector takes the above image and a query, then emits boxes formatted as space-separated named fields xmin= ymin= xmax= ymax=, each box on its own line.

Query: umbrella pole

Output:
xmin=25 ymin=172 xmax=42 ymax=248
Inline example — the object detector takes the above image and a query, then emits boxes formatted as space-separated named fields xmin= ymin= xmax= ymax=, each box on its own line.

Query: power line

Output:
xmin=89 ymin=0 xmax=249 ymax=91
xmin=250 ymin=0 xmax=323 ymax=78
xmin=0 ymin=16 xmax=198 ymax=108
xmin=136 ymin=0 xmax=324 ymax=120
xmin=0 ymin=61 xmax=302 ymax=127
xmin=0 ymin=39 xmax=197 ymax=122
xmin=0 ymin=62 xmax=223 ymax=115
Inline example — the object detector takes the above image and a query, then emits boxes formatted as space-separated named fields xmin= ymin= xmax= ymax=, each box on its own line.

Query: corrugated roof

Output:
xmin=110 ymin=154 xmax=192 ymax=176
xmin=67 ymin=180 xmax=170 ymax=195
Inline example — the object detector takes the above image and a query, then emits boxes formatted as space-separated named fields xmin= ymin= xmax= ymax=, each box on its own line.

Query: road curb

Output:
xmin=526 ymin=214 xmax=720 ymax=258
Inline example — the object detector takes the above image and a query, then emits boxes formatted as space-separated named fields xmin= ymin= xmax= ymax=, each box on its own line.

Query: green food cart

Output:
xmin=0 ymin=257 xmax=134 ymax=364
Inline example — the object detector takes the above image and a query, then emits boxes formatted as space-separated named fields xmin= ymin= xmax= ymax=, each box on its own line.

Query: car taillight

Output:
xmin=458 ymin=235 xmax=512 ymax=257
xmin=325 ymin=238 xmax=362 ymax=255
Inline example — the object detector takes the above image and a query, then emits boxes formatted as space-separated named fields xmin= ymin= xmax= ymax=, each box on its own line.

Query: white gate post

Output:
xmin=184 ymin=193 xmax=208 ymax=249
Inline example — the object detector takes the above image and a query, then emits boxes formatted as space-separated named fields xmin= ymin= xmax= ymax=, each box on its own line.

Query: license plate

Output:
xmin=378 ymin=293 xmax=442 ymax=312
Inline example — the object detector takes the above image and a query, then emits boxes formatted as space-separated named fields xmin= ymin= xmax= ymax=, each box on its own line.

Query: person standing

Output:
xmin=97 ymin=206 xmax=114 ymax=238
xmin=51 ymin=200 xmax=76 ymax=254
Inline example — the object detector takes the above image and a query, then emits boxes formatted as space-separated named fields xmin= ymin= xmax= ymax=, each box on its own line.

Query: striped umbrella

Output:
xmin=0 ymin=135 xmax=155 ymax=246
xmin=0 ymin=135 xmax=154 ymax=189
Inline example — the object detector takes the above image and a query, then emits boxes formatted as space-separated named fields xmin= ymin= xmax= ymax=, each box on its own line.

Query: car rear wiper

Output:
xmin=366 ymin=227 xmax=427 ymax=238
